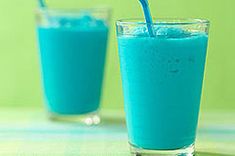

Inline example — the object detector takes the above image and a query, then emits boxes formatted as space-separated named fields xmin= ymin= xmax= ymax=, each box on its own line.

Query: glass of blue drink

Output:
xmin=36 ymin=8 xmax=110 ymax=124
xmin=116 ymin=19 xmax=209 ymax=155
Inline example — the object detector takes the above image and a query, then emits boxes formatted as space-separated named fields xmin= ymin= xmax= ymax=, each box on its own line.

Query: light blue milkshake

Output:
xmin=36 ymin=8 xmax=110 ymax=119
xmin=116 ymin=0 xmax=210 ymax=154
xmin=118 ymin=27 xmax=208 ymax=149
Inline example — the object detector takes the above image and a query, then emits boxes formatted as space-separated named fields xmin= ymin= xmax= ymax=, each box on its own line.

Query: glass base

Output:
xmin=48 ymin=111 xmax=100 ymax=125
xmin=130 ymin=143 xmax=195 ymax=156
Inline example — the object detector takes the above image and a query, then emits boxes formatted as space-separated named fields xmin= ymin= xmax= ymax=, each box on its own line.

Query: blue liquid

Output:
xmin=118 ymin=28 xmax=208 ymax=149
xmin=37 ymin=16 xmax=109 ymax=114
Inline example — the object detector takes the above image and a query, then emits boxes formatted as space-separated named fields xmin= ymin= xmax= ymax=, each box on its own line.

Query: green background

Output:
xmin=0 ymin=0 xmax=234 ymax=111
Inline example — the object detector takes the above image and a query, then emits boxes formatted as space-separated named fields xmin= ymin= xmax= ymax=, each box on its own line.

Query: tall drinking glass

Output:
xmin=116 ymin=19 xmax=209 ymax=155
xmin=36 ymin=8 xmax=110 ymax=124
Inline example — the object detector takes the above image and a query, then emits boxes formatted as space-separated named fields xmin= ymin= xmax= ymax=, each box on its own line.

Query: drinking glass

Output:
xmin=116 ymin=18 xmax=209 ymax=155
xmin=36 ymin=8 xmax=111 ymax=124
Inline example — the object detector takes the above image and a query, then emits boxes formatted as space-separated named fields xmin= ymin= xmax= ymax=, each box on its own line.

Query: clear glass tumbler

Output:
xmin=116 ymin=19 xmax=209 ymax=155
xmin=36 ymin=8 xmax=111 ymax=125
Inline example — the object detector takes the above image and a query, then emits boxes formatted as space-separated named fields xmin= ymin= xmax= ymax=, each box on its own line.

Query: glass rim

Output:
xmin=116 ymin=18 xmax=210 ymax=26
xmin=35 ymin=7 xmax=112 ymax=14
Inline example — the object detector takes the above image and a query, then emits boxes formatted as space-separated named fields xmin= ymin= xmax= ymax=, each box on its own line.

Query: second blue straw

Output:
xmin=38 ymin=0 xmax=46 ymax=8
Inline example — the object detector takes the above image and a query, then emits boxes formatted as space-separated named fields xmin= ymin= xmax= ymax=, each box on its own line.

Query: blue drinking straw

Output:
xmin=38 ymin=0 xmax=47 ymax=8
xmin=138 ymin=0 xmax=155 ymax=37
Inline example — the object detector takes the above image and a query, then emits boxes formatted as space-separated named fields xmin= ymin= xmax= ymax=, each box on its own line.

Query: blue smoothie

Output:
xmin=37 ymin=15 xmax=109 ymax=114
xmin=117 ymin=27 xmax=208 ymax=149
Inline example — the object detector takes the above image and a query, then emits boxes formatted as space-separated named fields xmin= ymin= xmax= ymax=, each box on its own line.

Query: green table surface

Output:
xmin=0 ymin=108 xmax=234 ymax=156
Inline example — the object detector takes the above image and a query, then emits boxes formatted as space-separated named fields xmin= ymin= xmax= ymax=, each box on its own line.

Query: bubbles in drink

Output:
xmin=47 ymin=14 xmax=107 ymax=29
